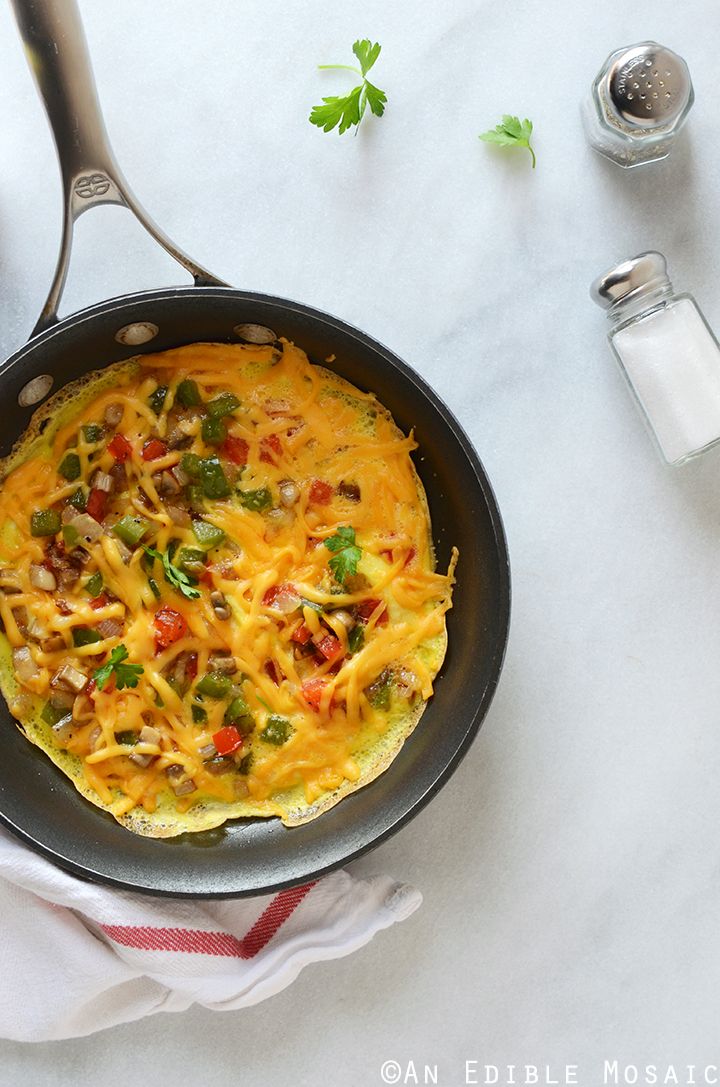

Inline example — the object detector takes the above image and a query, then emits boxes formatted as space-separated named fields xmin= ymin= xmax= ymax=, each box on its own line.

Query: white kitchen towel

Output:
xmin=0 ymin=828 xmax=421 ymax=1042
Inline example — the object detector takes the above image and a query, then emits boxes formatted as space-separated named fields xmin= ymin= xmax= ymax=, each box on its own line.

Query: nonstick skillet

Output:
xmin=0 ymin=0 xmax=510 ymax=897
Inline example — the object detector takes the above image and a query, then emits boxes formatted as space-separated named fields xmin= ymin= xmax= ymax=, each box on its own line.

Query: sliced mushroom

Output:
xmin=49 ymin=689 xmax=75 ymax=711
xmin=104 ymin=402 xmax=124 ymax=428
xmin=41 ymin=634 xmax=66 ymax=653
xmin=109 ymin=463 xmax=128 ymax=493
xmin=198 ymin=742 xmax=217 ymax=760
xmin=50 ymin=662 xmax=88 ymax=693
xmin=211 ymin=591 xmax=231 ymax=621
xmin=0 ymin=569 xmax=22 ymax=594
xmin=156 ymin=471 xmax=180 ymax=497
xmin=166 ymin=504 xmax=191 ymax=527
xmin=166 ymin=425 xmax=192 ymax=450
xmin=337 ymin=480 xmax=361 ymax=502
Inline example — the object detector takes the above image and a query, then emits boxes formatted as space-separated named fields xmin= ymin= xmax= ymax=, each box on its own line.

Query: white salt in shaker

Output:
xmin=590 ymin=252 xmax=720 ymax=465
xmin=582 ymin=42 xmax=694 ymax=167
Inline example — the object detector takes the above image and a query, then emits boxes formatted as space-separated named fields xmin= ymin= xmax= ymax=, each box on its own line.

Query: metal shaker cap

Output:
xmin=604 ymin=42 xmax=693 ymax=129
xmin=590 ymin=252 xmax=671 ymax=310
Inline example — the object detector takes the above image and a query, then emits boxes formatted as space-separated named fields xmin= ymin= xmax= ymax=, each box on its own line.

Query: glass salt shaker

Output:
xmin=582 ymin=42 xmax=694 ymax=167
xmin=590 ymin=252 xmax=720 ymax=465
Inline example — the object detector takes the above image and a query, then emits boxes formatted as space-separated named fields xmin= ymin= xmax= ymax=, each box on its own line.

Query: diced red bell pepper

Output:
xmin=186 ymin=652 xmax=199 ymax=679
xmin=212 ymin=725 xmax=244 ymax=756
xmin=222 ymin=435 xmax=249 ymax=465
xmin=262 ymin=582 xmax=299 ymax=611
xmin=302 ymin=677 xmax=329 ymax=711
xmin=308 ymin=479 xmax=332 ymax=505
xmin=315 ymin=633 xmax=343 ymax=662
xmin=264 ymin=659 xmax=282 ymax=685
xmin=85 ymin=487 xmax=107 ymax=523
xmin=108 ymin=434 xmax=132 ymax=462
xmin=153 ymin=605 xmax=188 ymax=651
xmin=356 ymin=598 xmax=388 ymax=625
xmin=142 ymin=438 xmax=168 ymax=461
xmin=85 ymin=678 xmax=97 ymax=696
xmin=90 ymin=592 xmax=110 ymax=610
xmin=291 ymin=622 xmax=313 ymax=646
xmin=260 ymin=434 xmax=282 ymax=464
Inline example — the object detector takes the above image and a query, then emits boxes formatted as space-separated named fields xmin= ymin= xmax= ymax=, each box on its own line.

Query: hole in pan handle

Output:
xmin=10 ymin=0 xmax=229 ymax=340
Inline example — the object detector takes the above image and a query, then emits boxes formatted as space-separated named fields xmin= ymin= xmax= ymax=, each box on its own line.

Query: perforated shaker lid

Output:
xmin=604 ymin=43 xmax=693 ymax=129
xmin=590 ymin=252 xmax=670 ymax=311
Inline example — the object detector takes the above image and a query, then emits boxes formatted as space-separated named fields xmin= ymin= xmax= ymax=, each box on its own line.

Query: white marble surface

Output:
xmin=2 ymin=0 xmax=720 ymax=1082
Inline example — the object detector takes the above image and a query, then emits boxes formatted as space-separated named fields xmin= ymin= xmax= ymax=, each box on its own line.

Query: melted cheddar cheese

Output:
xmin=0 ymin=341 xmax=456 ymax=834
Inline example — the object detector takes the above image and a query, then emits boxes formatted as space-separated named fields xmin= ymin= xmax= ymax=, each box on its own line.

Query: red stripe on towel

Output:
xmin=99 ymin=881 xmax=316 ymax=958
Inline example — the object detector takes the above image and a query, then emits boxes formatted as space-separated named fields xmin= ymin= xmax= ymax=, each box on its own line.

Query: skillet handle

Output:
xmin=10 ymin=0 xmax=228 ymax=338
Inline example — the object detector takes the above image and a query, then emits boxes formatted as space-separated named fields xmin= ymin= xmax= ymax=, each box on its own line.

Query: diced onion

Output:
xmin=279 ymin=480 xmax=300 ymax=507
xmin=29 ymin=564 xmax=57 ymax=591
xmin=12 ymin=646 xmax=39 ymax=681
xmin=69 ymin=514 xmax=103 ymax=544
xmin=92 ymin=470 xmax=113 ymax=493
xmin=97 ymin=618 xmax=122 ymax=639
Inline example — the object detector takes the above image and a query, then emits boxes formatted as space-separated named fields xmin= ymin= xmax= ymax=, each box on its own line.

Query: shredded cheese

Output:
xmin=0 ymin=341 xmax=456 ymax=827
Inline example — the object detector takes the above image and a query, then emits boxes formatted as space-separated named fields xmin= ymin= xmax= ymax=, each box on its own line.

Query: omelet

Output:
xmin=0 ymin=341 xmax=456 ymax=836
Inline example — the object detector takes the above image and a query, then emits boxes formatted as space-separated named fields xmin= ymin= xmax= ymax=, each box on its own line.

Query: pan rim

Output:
xmin=0 ymin=286 xmax=511 ymax=897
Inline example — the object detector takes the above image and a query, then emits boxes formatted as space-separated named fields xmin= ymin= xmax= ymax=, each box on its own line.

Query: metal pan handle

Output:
xmin=10 ymin=0 xmax=227 ymax=338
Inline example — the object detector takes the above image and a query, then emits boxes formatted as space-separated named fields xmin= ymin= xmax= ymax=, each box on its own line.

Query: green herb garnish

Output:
xmin=479 ymin=115 xmax=536 ymax=168
xmin=310 ymin=39 xmax=387 ymax=135
xmin=144 ymin=544 xmax=201 ymax=601
xmin=324 ymin=524 xmax=361 ymax=585
xmin=93 ymin=644 xmax=144 ymax=691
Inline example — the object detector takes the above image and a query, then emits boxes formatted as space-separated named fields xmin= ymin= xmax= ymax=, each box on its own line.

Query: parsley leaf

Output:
xmin=324 ymin=525 xmax=362 ymax=585
xmin=94 ymin=644 xmax=144 ymax=691
xmin=479 ymin=115 xmax=536 ymax=168
xmin=144 ymin=545 xmax=201 ymax=600
xmin=310 ymin=39 xmax=387 ymax=135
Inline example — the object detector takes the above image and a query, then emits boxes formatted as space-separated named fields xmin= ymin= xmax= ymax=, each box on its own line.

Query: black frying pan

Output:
xmin=0 ymin=0 xmax=510 ymax=897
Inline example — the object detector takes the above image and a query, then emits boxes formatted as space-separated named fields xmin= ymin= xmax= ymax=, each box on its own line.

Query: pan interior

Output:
xmin=0 ymin=288 xmax=509 ymax=896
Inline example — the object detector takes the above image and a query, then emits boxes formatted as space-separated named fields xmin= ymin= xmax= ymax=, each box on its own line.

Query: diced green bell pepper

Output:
xmin=195 ymin=672 xmax=232 ymax=699
xmin=207 ymin=393 xmax=240 ymax=418
xmin=260 ymin=715 xmax=292 ymax=746
xmin=175 ymin=379 xmax=201 ymax=408
xmin=82 ymin=424 xmax=103 ymax=443
xmin=84 ymin=571 xmax=103 ymax=596
xmin=192 ymin=520 xmax=225 ymax=549
xmin=69 ymin=487 xmax=87 ymax=511
xmin=201 ymin=416 xmax=227 ymax=446
xmin=72 ymin=626 xmax=102 ymax=647
xmin=238 ymin=487 xmax=272 ymax=512
xmin=58 ymin=452 xmax=81 ymax=481
xmin=149 ymin=385 xmax=168 ymax=415
xmin=112 ymin=515 xmax=151 ymax=548
xmin=30 ymin=509 xmax=61 ymax=537
xmin=62 ymin=524 xmax=80 ymax=548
